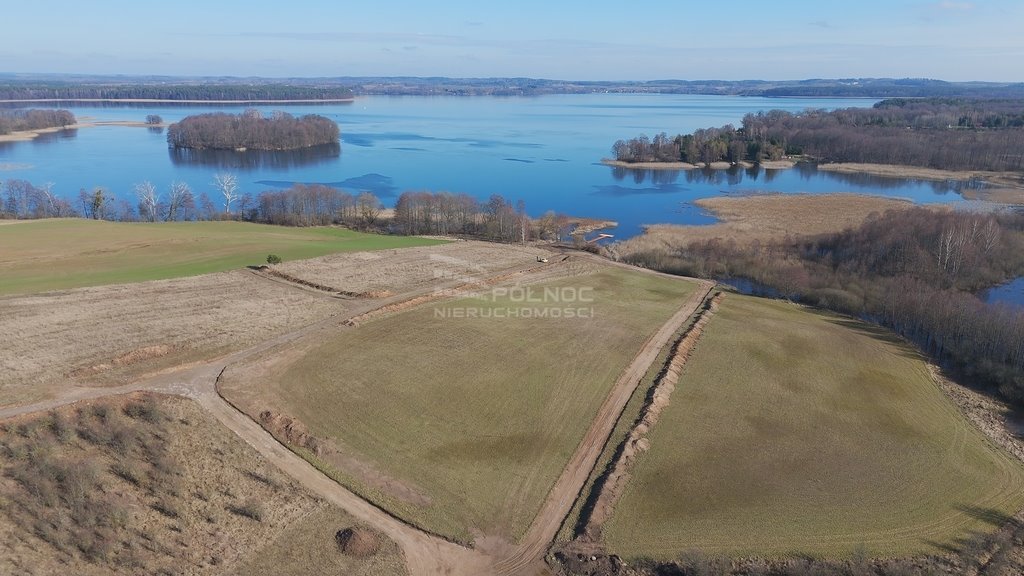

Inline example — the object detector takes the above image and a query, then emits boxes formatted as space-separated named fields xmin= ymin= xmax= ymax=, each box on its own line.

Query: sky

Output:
xmin=1 ymin=0 xmax=1022 ymax=81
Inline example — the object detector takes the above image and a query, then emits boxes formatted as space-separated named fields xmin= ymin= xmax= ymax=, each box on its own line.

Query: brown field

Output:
xmin=611 ymin=193 xmax=917 ymax=259
xmin=0 ymin=241 xmax=550 ymax=409
xmin=274 ymin=241 xmax=548 ymax=295
xmin=0 ymin=393 xmax=405 ymax=575
xmin=0 ymin=270 xmax=344 ymax=407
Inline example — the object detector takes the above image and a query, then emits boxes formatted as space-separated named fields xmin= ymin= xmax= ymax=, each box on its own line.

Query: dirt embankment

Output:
xmin=929 ymin=366 xmax=1024 ymax=465
xmin=577 ymin=293 xmax=723 ymax=542
xmin=253 ymin=266 xmax=391 ymax=298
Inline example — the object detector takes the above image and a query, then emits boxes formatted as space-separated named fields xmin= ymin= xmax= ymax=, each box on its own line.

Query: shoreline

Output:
xmin=0 ymin=98 xmax=355 ymax=104
xmin=601 ymin=158 xmax=1024 ymax=203
xmin=600 ymin=158 xmax=796 ymax=171
xmin=0 ymin=120 xmax=165 ymax=142
xmin=609 ymin=193 xmax=922 ymax=259
xmin=816 ymin=162 xmax=1024 ymax=203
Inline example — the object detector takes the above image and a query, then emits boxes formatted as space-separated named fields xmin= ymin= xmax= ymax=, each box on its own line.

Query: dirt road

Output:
xmin=0 ymin=253 xmax=713 ymax=576
xmin=490 ymin=278 xmax=715 ymax=575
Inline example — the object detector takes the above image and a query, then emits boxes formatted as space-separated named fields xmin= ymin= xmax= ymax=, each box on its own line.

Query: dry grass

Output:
xmin=603 ymin=295 xmax=1024 ymax=559
xmin=220 ymin=263 xmax=698 ymax=543
xmin=613 ymin=193 xmax=917 ymax=258
xmin=0 ymin=270 xmax=344 ymax=407
xmin=230 ymin=507 xmax=406 ymax=576
xmin=0 ymin=393 xmax=405 ymax=575
xmin=275 ymin=241 xmax=549 ymax=296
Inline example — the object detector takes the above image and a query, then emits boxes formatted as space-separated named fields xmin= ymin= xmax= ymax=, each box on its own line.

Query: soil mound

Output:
xmin=335 ymin=526 xmax=380 ymax=557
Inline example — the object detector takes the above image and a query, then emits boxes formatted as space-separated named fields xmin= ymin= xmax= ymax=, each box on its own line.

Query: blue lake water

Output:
xmin=980 ymin=277 xmax=1024 ymax=309
xmin=0 ymin=94 xmax=989 ymax=239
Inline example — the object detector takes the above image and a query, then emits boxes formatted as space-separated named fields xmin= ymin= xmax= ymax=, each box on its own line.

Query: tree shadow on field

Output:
xmin=822 ymin=315 xmax=924 ymax=361
xmin=924 ymin=506 xmax=1018 ymax=554
xmin=956 ymin=504 xmax=1014 ymax=527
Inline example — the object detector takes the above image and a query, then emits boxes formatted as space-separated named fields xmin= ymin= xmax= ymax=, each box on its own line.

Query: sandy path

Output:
xmin=0 ymin=253 xmax=712 ymax=576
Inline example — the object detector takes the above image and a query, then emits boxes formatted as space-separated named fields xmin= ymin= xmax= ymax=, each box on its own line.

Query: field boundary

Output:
xmin=575 ymin=292 xmax=723 ymax=544
xmin=491 ymin=278 xmax=715 ymax=575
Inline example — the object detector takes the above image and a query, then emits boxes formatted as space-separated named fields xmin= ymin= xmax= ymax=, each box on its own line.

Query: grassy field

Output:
xmin=603 ymin=294 xmax=1024 ymax=559
xmin=556 ymin=295 xmax=711 ymax=543
xmin=0 ymin=219 xmax=445 ymax=295
xmin=222 ymin=265 xmax=696 ymax=543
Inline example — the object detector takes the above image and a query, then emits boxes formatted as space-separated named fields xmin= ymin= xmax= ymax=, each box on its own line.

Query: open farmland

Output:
xmin=0 ymin=219 xmax=445 ymax=295
xmin=0 ymin=393 xmax=405 ymax=576
xmin=273 ymin=241 xmax=549 ymax=296
xmin=0 ymin=269 xmax=345 ymax=407
xmin=0 ymin=235 xmax=548 ymax=408
xmin=602 ymin=294 xmax=1024 ymax=559
xmin=219 ymin=262 xmax=698 ymax=544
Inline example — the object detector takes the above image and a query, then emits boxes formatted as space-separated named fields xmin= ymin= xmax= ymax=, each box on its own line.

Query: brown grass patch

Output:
xmin=0 ymin=393 xmax=404 ymax=575
xmin=274 ymin=241 xmax=548 ymax=297
xmin=611 ymin=193 xmax=919 ymax=260
xmin=0 ymin=270 xmax=343 ymax=406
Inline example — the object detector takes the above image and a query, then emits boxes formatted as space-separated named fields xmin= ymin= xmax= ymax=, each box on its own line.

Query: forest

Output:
xmin=0 ymin=83 xmax=353 ymax=101
xmin=0 ymin=109 xmax=75 ymax=134
xmin=166 ymin=110 xmax=340 ymax=151
xmin=613 ymin=98 xmax=1024 ymax=172
xmin=623 ymin=207 xmax=1024 ymax=405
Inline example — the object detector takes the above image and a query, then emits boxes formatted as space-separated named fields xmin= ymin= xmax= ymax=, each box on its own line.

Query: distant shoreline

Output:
xmin=0 ymin=98 xmax=355 ymax=104
xmin=600 ymin=158 xmax=796 ymax=171
xmin=0 ymin=120 xmax=162 ymax=142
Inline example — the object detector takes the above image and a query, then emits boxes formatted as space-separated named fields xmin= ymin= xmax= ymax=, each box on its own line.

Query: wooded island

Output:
xmin=166 ymin=110 xmax=340 ymax=151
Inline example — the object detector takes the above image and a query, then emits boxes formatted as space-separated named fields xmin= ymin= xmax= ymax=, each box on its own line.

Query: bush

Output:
xmin=266 ymin=254 xmax=283 ymax=265
xmin=145 ymin=114 xmax=163 ymax=125
xmin=229 ymin=498 xmax=265 ymax=522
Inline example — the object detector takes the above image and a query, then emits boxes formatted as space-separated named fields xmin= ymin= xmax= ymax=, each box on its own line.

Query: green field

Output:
xmin=0 ymin=219 xmax=445 ymax=295
xmin=227 ymin=266 xmax=696 ymax=543
xmin=604 ymin=294 xmax=1024 ymax=559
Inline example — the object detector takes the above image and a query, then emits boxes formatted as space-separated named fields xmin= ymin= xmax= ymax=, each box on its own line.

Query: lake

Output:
xmin=979 ymin=277 xmax=1024 ymax=309
xmin=0 ymin=94 xmax=991 ymax=239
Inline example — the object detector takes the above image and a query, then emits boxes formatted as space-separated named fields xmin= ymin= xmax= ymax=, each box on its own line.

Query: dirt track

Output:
xmin=490 ymin=278 xmax=715 ymax=576
xmin=0 ymin=249 xmax=713 ymax=576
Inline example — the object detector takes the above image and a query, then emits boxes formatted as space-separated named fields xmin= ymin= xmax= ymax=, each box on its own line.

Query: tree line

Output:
xmin=622 ymin=207 xmax=1024 ymax=405
xmin=166 ymin=110 xmax=339 ymax=151
xmin=0 ymin=109 xmax=76 ymax=134
xmin=613 ymin=98 xmax=1024 ymax=172
xmin=2 ymin=178 xmax=590 ymax=245
xmin=0 ymin=84 xmax=353 ymax=101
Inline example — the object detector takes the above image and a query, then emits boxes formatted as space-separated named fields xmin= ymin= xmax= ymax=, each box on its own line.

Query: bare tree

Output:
xmin=134 ymin=181 xmax=159 ymax=222
xmin=356 ymin=192 xmax=381 ymax=228
xmin=166 ymin=181 xmax=192 ymax=221
xmin=212 ymin=172 xmax=240 ymax=215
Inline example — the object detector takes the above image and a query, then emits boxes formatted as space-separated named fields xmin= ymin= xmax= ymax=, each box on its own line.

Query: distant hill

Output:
xmin=0 ymin=74 xmax=1022 ymax=100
